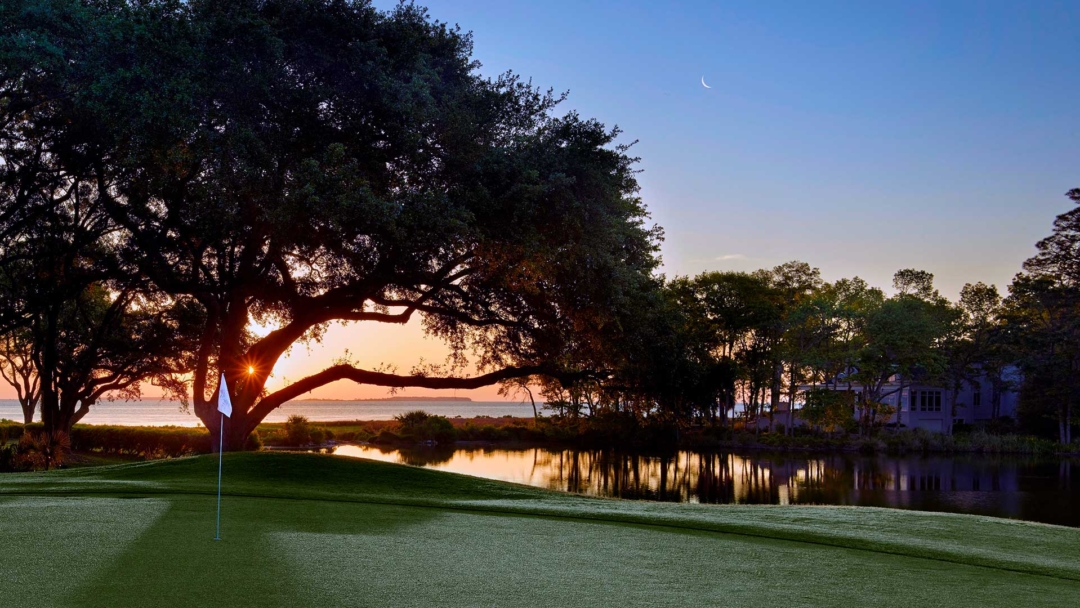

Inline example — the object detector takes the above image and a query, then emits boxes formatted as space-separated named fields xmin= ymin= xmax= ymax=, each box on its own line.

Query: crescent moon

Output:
xmin=701 ymin=76 xmax=711 ymax=89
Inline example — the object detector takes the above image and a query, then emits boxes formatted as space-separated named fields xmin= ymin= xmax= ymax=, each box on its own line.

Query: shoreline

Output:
xmin=4 ymin=416 xmax=1078 ymax=457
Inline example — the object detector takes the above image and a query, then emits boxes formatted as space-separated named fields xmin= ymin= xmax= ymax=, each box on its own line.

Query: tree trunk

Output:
xmin=202 ymin=407 xmax=256 ymax=453
xmin=786 ymin=368 xmax=797 ymax=437
xmin=947 ymin=388 xmax=958 ymax=436
xmin=769 ymin=364 xmax=782 ymax=433
xmin=528 ymin=389 xmax=538 ymax=421
xmin=70 ymin=401 xmax=92 ymax=427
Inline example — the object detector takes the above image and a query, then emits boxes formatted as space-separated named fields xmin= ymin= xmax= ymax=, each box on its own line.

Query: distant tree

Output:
xmin=848 ymin=270 xmax=952 ymax=435
xmin=37 ymin=283 xmax=200 ymax=432
xmin=940 ymin=282 xmax=1008 ymax=422
xmin=676 ymin=271 xmax=779 ymax=428
xmin=1003 ymin=275 xmax=1080 ymax=443
xmin=892 ymin=269 xmax=937 ymax=299
xmin=766 ymin=261 xmax=823 ymax=434
xmin=498 ymin=377 xmax=540 ymax=420
xmin=1024 ymin=189 xmax=1080 ymax=286
xmin=0 ymin=328 xmax=38 ymax=424
xmin=801 ymin=388 xmax=853 ymax=436
xmin=1003 ymin=189 xmax=1080 ymax=444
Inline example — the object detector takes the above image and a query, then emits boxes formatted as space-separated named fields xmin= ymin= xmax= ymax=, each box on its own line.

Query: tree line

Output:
xmin=1 ymin=0 xmax=1076 ymax=451
xmin=526 ymin=188 xmax=1080 ymax=446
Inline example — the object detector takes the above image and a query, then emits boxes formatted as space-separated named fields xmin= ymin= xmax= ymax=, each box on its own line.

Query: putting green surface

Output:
xmin=1 ymin=453 xmax=1079 ymax=607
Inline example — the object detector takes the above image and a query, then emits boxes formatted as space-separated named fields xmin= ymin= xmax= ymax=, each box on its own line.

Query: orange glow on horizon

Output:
xmin=0 ymin=318 xmax=516 ymax=402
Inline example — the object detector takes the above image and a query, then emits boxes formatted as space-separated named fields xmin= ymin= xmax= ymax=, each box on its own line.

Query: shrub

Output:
xmin=394 ymin=410 xmax=430 ymax=435
xmin=67 ymin=425 xmax=211 ymax=457
xmin=284 ymin=415 xmax=312 ymax=446
xmin=372 ymin=430 xmax=403 ymax=445
xmin=17 ymin=431 xmax=71 ymax=471
xmin=476 ymin=424 xmax=506 ymax=442
xmin=394 ymin=410 xmax=456 ymax=443
xmin=419 ymin=416 xmax=456 ymax=443
xmin=0 ymin=442 xmax=16 ymax=472
xmin=308 ymin=429 xmax=326 ymax=445
xmin=257 ymin=429 xmax=287 ymax=446
xmin=244 ymin=431 xmax=263 ymax=451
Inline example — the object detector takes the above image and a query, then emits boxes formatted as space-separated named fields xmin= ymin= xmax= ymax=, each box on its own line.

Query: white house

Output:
xmin=798 ymin=367 xmax=1021 ymax=434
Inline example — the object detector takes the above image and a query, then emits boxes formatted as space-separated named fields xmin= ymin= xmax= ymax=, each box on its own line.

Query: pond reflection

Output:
xmin=331 ymin=445 xmax=1080 ymax=527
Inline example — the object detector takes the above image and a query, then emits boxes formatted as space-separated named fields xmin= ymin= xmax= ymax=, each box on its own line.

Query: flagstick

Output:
xmin=215 ymin=411 xmax=224 ymax=541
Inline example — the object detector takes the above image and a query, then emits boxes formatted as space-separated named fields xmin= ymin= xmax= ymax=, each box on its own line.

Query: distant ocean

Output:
xmin=0 ymin=399 xmax=537 ymax=427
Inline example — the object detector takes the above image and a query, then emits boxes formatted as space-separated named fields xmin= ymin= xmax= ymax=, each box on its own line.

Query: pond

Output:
xmin=332 ymin=444 xmax=1080 ymax=527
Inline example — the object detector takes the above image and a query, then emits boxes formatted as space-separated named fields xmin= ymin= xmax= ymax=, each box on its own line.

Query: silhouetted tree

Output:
xmin=1002 ymin=189 xmax=1080 ymax=444
xmin=5 ymin=0 xmax=660 ymax=448
xmin=0 ymin=328 xmax=38 ymax=424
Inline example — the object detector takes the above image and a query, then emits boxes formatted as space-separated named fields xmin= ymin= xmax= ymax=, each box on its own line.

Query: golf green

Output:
xmin=1 ymin=452 xmax=1078 ymax=607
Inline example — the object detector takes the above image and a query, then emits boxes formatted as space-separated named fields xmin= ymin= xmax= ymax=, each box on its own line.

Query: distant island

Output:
xmin=360 ymin=396 xmax=474 ymax=402
xmin=292 ymin=396 xmax=473 ymax=402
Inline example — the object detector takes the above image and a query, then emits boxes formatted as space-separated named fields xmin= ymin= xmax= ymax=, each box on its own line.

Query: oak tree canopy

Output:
xmin=2 ymin=0 xmax=660 ymax=447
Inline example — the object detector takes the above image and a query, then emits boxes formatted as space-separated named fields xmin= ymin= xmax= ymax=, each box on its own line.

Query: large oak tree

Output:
xmin=10 ymin=0 xmax=660 ymax=448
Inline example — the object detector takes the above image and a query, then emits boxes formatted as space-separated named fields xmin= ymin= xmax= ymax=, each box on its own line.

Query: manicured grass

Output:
xmin=1 ymin=453 xmax=1079 ymax=607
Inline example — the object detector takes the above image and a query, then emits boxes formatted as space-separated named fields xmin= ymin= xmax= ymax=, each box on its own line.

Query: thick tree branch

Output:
xmin=250 ymin=364 xmax=555 ymax=425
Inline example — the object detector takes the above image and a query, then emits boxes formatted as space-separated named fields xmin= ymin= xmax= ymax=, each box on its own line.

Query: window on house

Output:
xmin=917 ymin=390 xmax=942 ymax=412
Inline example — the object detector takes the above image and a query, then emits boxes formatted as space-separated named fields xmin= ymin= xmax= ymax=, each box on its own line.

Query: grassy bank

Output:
xmin=1 ymin=452 xmax=1080 ymax=607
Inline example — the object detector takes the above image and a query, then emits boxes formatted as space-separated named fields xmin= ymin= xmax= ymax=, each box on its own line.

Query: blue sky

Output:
xmin=10 ymin=1 xmax=1078 ymax=402
xmin=377 ymin=0 xmax=1080 ymax=297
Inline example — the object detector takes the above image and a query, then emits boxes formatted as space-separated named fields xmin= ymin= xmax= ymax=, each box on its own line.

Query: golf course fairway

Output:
xmin=1 ymin=452 xmax=1078 ymax=607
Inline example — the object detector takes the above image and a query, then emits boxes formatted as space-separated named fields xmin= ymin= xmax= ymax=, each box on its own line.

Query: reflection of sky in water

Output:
xmin=332 ymin=445 xmax=1080 ymax=527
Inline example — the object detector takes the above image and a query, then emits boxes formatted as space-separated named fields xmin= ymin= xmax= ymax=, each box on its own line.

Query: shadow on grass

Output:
xmin=69 ymin=495 xmax=441 ymax=608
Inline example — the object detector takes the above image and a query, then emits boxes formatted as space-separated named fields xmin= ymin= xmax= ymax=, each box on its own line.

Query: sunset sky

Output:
xmin=5 ymin=1 xmax=1078 ymax=402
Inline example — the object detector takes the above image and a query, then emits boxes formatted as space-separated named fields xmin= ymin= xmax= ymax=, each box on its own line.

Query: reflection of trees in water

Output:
xmin=537 ymin=450 xmax=694 ymax=502
xmin=536 ymin=451 xmax=786 ymax=504
xmin=394 ymin=446 xmax=457 ymax=467
xmin=352 ymin=445 xmax=1080 ymax=526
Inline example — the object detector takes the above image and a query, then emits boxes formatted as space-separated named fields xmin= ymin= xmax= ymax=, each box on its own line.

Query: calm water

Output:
xmin=333 ymin=445 xmax=1080 ymax=527
xmin=0 ymin=399 xmax=534 ymax=426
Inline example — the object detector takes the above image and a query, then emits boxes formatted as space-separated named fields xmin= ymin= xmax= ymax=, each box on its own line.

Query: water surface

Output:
xmin=333 ymin=445 xmax=1080 ymax=527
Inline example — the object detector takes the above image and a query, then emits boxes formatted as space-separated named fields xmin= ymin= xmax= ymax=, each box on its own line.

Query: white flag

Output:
xmin=218 ymin=373 xmax=232 ymax=417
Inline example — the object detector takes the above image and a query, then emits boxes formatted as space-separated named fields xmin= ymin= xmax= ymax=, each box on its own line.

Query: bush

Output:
xmin=17 ymin=431 xmax=71 ymax=471
xmin=393 ymin=410 xmax=430 ymax=436
xmin=284 ymin=415 xmax=311 ymax=446
xmin=372 ymin=430 xmax=403 ymax=445
xmin=0 ymin=442 xmax=16 ymax=472
xmin=244 ymin=431 xmax=263 ymax=451
xmin=419 ymin=416 xmax=456 ymax=443
xmin=477 ymin=424 xmax=506 ymax=442
xmin=68 ymin=425 xmax=211 ymax=457
xmin=394 ymin=410 xmax=456 ymax=443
